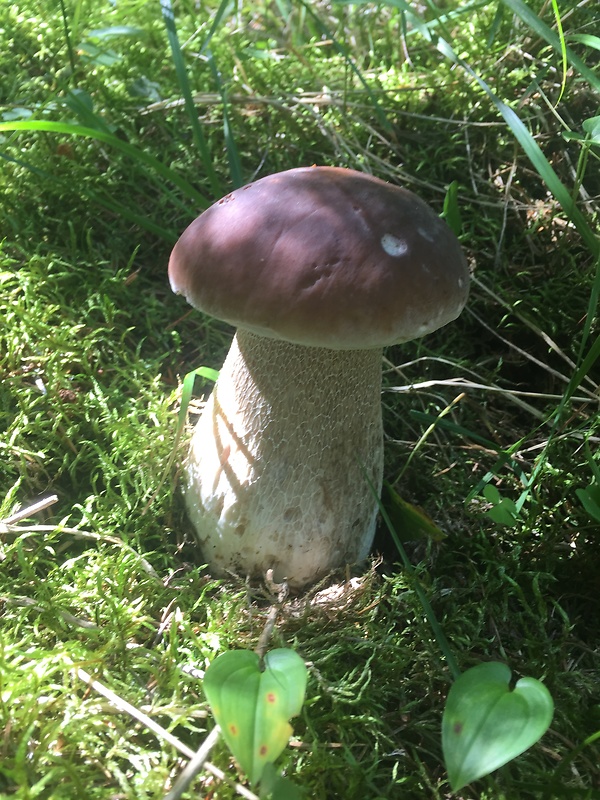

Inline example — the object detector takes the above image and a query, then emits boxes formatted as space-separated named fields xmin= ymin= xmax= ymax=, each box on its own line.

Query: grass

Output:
xmin=1 ymin=0 xmax=599 ymax=797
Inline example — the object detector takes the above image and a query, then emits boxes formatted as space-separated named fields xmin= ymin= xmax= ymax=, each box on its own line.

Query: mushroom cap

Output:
xmin=168 ymin=166 xmax=469 ymax=349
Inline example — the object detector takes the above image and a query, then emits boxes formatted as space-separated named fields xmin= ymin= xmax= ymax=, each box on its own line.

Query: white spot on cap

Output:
xmin=381 ymin=233 xmax=408 ymax=257
xmin=418 ymin=226 xmax=435 ymax=242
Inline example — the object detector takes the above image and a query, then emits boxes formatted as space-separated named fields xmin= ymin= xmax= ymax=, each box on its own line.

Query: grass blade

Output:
xmin=207 ymin=52 xmax=243 ymax=189
xmin=436 ymin=39 xmax=599 ymax=259
xmin=361 ymin=463 xmax=461 ymax=680
xmin=298 ymin=0 xmax=393 ymax=135
xmin=381 ymin=498 xmax=461 ymax=680
xmin=501 ymin=0 xmax=600 ymax=93
xmin=0 ymin=119 xmax=209 ymax=209
xmin=335 ymin=0 xmax=433 ymax=43
xmin=549 ymin=0 xmax=568 ymax=102
xmin=85 ymin=189 xmax=178 ymax=242
xmin=58 ymin=0 xmax=77 ymax=74
xmin=160 ymin=0 xmax=222 ymax=197
xmin=563 ymin=331 xmax=600 ymax=405
xmin=198 ymin=0 xmax=231 ymax=55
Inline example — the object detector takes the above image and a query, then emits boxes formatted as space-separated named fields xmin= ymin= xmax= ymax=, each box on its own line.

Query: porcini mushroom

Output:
xmin=169 ymin=166 xmax=469 ymax=589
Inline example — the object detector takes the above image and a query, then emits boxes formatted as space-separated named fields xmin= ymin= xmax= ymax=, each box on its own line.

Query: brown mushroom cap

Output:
xmin=168 ymin=166 xmax=469 ymax=349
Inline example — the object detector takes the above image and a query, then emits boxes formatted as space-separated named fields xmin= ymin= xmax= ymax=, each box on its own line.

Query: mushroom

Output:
xmin=168 ymin=166 xmax=469 ymax=590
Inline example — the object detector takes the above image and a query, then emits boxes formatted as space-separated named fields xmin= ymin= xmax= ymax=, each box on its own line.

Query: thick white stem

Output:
xmin=184 ymin=329 xmax=383 ymax=588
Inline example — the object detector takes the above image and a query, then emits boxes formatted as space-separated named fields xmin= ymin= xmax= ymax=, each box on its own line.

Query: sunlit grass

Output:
xmin=1 ymin=0 xmax=599 ymax=797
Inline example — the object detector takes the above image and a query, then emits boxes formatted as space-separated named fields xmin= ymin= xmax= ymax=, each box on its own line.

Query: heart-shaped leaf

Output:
xmin=203 ymin=648 xmax=307 ymax=786
xmin=442 ymin=662 xmax=554 ymax=792
xmin=482 ymin=484 xmax=520 ymax=527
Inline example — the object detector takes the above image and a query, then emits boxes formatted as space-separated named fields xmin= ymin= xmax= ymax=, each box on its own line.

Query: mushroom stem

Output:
xmin=185 ymin=329 xmax=384 ymax=588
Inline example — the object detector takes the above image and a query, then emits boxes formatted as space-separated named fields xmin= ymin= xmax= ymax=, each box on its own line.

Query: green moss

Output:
xmin=1 ymin=0 xmax=599 ymax=796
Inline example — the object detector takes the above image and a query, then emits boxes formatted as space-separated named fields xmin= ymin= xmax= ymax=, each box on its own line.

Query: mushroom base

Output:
xmin=184 ymin=330 xmax=384 ymax=590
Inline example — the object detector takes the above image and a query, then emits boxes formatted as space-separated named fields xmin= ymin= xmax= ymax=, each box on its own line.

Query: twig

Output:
xmin=255 ymin=605 xmax=280 ymax=661
xmin=0 ymin=494 xmax=58 ymax=525
xmin=163 ymin=726 xmax=220 ymax=800
xmin=1 ymin=524 xmax=158 ymax=579
xmin=2 ymin=595 xmax=98 ymax=629
xmin=75 ymin=668 xmax=259 ymax=800
xmin=142 ymin=89 xmax=506 ymax=128
xmin=466 ymin=306 xmax=591 ymax=395
xmin=76 ymin=668 xmax=197 ymax=757
xmin=385 ymin=377 xmax=593 ymax=404
xmin=472 ymin=275 xmax=597 ymax=391
xmin=255 ymin=570 xmax=289 ymax=660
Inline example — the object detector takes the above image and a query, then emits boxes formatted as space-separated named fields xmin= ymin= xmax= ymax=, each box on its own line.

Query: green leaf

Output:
xmin=567 ymin=33 xmax=600 ymax=51
xmin=260 ymin=763 xmax=305 ymax=799
xmin=1 ymin=108 xmax=33 ymax=122
xmin=128 ymin=76 xmax=162 ymax=102
xmin=576 ymin=484 xmax=600 ymax=523
xmin=86 ymin=26 xmax=146 ymax=39
xmin=583 ymin=115 xmax=600 ymax=138
xmin=63 ymin=89 xmax=115 ymax=134
xmin=441 ymin=181 xmax=462 ymax=236
xmin=583 ymin=441 xmax=600 ymax=484
xmin=564 ymin=115 xmax=600 ymax=146
xmin=482 ymin=484 xmax=520 ymax=527
xmin=203 ymin=649 xmax=308 ymax=786
xmin=178 ymin=366 xmax=219 ymax=435
xmin=382 ymin=483 xmax=446 ymax=542
xmin=78 ymin=41 xmax=121 ymax=67
xmin=442 ymin=662 xmax=554 ymax=792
